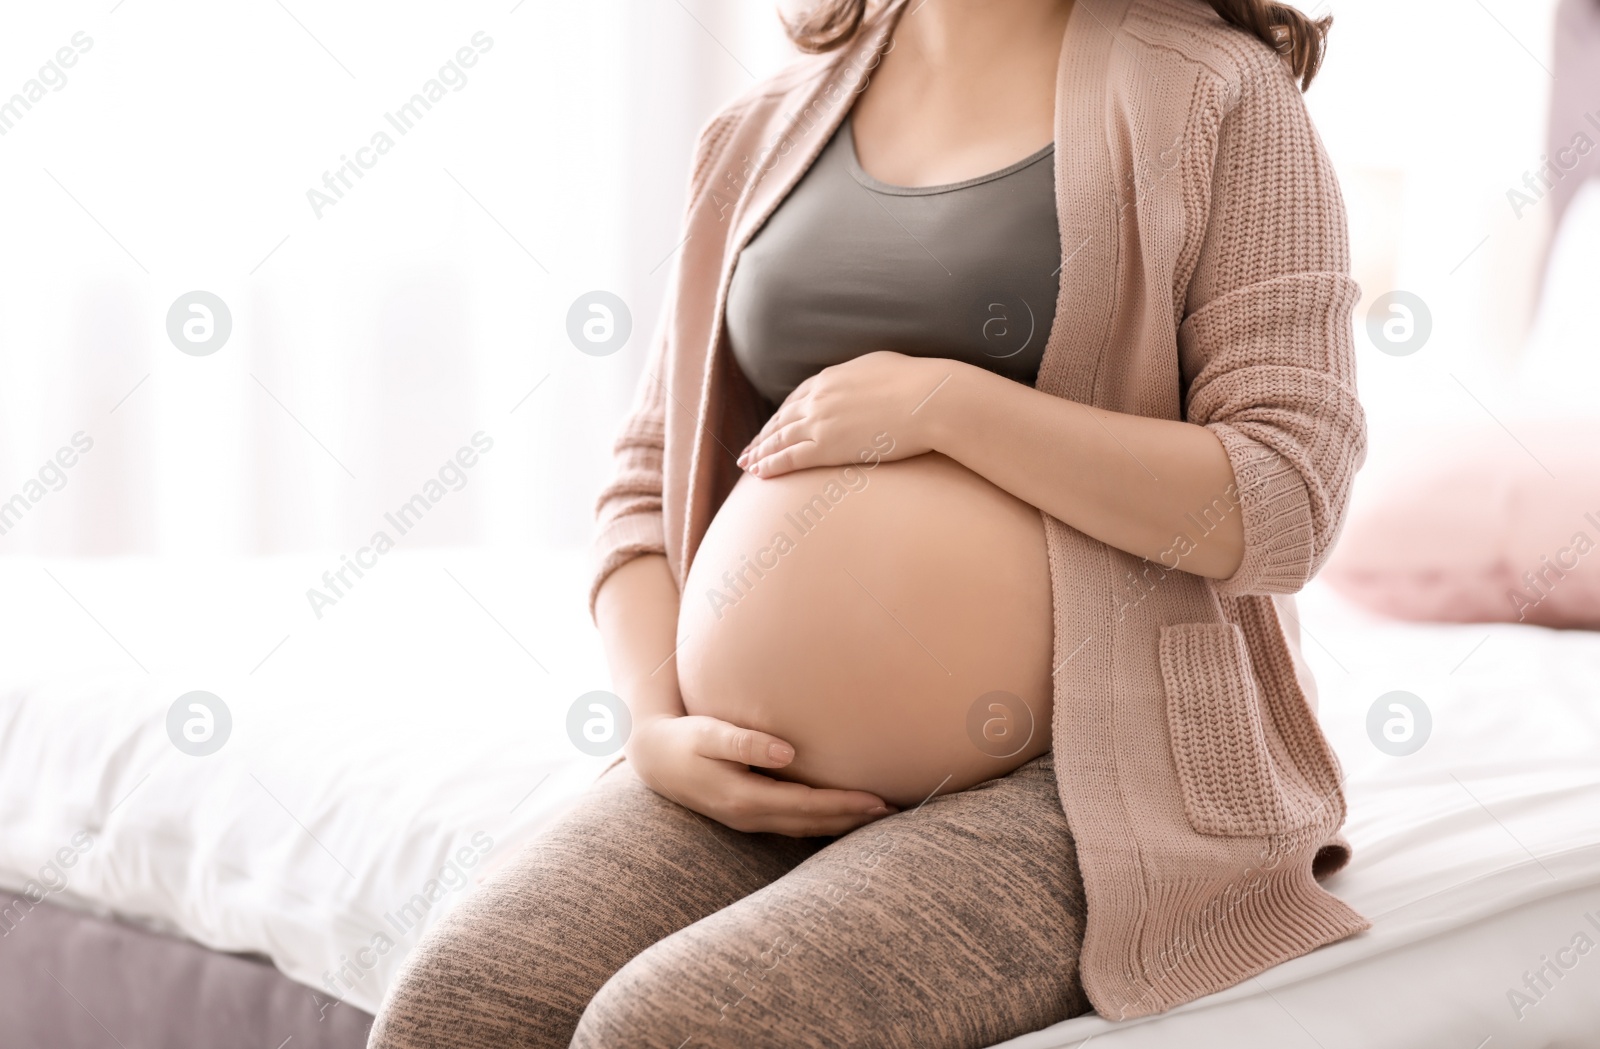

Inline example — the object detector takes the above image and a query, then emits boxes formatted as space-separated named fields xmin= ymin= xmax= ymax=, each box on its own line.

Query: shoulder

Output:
xmin=683 ymin=14 xmax=892 ymax=206
xmin=696 ymin=22 xmax=888 ymax=135
xmin=689 ymin=50 xmax=826 ymax=157
xmin=1121 ymin=0 xmax=1307 ymax=112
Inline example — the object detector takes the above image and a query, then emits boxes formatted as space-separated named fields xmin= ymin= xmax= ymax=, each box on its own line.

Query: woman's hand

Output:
xmin=737 ymin=351 xmax=947 ymax=478
xmin=625 ymin=713 xmax=897 ymax=837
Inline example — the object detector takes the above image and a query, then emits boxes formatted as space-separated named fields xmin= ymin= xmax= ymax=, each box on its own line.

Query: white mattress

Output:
xmin=1 ymin=552 xmax=1597 ymax=1048
xmin=0 ymin=550 xmax=614 ymax=1016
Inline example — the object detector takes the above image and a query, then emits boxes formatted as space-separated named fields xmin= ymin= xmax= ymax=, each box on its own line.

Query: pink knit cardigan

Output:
xmin=591 ymin=0 xmax=1371 ymax=1020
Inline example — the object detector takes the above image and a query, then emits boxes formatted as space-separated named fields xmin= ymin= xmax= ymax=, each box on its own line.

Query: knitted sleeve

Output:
xmin=1177 ymin=52 xmax=1366 ymax=597
xmin=588 ymin=106 xmax=743 ymax=618
xmin=588 ymin=295 xmax=671 ymax=618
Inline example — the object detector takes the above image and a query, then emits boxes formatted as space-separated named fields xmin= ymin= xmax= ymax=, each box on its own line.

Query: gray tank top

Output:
xmin=726 ymin=116 xmax=1060 ymax=406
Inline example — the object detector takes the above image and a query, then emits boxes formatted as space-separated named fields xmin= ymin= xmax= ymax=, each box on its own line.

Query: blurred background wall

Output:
xmin=0 ymin=0 xmax=1575 ymax=559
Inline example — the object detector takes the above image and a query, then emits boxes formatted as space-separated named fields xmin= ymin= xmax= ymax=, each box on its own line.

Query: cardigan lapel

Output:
xmin=1035 ymin=0 xmax=1133 ymax=406
xmin=1030 ymin=0 xmax=1151 ymax=1015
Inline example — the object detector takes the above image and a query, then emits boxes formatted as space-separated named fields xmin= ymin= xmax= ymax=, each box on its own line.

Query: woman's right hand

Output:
xmin=625 ymin=714 xmax=897 ymax=837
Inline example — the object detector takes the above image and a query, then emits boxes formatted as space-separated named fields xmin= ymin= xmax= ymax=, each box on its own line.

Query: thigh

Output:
xmin=572 ymin=755 xmax=1090 ymax=1049
xmin=368 ymin=762 xmax=823 ymax=1049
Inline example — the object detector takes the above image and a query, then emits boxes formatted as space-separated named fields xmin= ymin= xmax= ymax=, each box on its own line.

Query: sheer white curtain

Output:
xmin=0 ymin=0 xmax=791 ymax=559
xmin=0 ymin=0 xmax=1565 ymax=559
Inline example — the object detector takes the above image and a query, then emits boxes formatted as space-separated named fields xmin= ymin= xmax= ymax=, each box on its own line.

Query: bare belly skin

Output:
xmin=676 ymin=452 xmax=1053 ymax=809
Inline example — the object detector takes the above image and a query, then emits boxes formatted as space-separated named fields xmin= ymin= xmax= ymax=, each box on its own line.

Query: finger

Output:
xmin=693 ymin=718 xmax=798 ymax=768
xmin=740 ymin=387 xmax=810 ymax=460
xmin=740 ymin=409 xmax=798 ymax=464
xmin=729 ymin=778 xmax=898 ymax=837
xmin=759 ymin=809 xmax=892 ymax=838
xmin=747 ymin=421 xmax=805 ymax=463
xmin=784 ymin=372 xmax=819 ymax=405
xmin=743 ymin=400 xmax=794 ymax=452
xmin=746 ymin=440 xmax=817 ymax=478
xmin=738 ymin=774 xmax=893 ymax=819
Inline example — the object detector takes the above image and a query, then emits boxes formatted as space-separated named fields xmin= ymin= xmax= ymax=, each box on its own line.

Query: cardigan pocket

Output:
xmin=1159 ymin=622 xmax=1320 ymax=838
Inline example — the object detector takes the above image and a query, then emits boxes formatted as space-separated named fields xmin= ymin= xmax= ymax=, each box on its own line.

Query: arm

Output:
xmin=594 ymin=553 xmax=688 ymax=727
xmin=927 ymin=363 xmax=1244 ymax=578
xmin=926 ymin=368 xmax=1244 ymax=578
xmin=739 ymin=355 xmax=1244 ymax=579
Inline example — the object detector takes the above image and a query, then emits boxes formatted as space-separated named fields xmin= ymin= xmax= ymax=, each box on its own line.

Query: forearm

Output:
xmin=593 ymin=553 xmax=686 ymax=725
xmin=925 ymin=361 xmax=1245 ymax=579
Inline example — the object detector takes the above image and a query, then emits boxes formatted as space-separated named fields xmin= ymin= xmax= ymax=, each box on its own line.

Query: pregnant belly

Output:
xmin=676 ymin=452 xmax=1053 ymax=808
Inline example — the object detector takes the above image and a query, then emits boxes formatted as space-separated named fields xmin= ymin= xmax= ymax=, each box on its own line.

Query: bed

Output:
xmin=0 ymin=550 xmax=612 ymax=1047
xmin=0 ymin=548 xmax=1597 ymax=1049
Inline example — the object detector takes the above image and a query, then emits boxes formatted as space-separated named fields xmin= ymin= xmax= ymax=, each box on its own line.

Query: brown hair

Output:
xmin=782 ymin=0 xmax=1332 ymax=91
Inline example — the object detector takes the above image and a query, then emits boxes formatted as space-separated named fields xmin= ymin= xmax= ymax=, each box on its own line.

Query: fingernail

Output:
xmin=866 ymin=805 xmax=893 ymax=816
xmin=767 ymin=742 xmax=793 ymax=762
xmin=749 ymin=462 xmax=761 ymax=476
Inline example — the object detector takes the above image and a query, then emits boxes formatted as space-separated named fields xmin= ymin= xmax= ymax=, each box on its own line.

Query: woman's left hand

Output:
xmin=737 ymin=351 xmax=949 ymax=477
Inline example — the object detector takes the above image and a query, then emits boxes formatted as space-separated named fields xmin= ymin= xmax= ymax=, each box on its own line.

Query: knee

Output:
xmin=570 ymin=946 xmax=743 ymax=1049
xmin=367 ymin=902 xmax=572 ymax=1049
xmin=569 ymin=961 xmax=681 ymax=1049
xmin=366 ymin=935 xmax=460 ymax=1049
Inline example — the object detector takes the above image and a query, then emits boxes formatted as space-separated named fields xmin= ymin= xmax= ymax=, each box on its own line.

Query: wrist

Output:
xmin=622 ymin=711 xmax=676 ymax=768
xmin=912 ymin=357 xmax=981 ymax=456
xmin=615 ymin=669 xmax=685 ymax=719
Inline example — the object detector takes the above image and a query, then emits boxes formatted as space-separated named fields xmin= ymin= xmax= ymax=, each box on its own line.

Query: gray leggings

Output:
xmin=367 ymin=754 xmax=1090 ymax=1049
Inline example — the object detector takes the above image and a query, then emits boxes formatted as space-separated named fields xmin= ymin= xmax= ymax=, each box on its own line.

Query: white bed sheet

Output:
xmin=1 ymin=552 xmax=1597 ymax=1048
xmin=0 ymin=550 xmax=614 ymax=1018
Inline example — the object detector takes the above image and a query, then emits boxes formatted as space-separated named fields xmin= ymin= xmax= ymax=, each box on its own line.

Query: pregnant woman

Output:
xmin=372 ymin=0 xmax=1370 ymax=1045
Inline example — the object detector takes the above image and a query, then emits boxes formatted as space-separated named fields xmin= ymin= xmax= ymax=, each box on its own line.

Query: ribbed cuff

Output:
xmin=1210 ymin=425 xmax=1316 ymax=598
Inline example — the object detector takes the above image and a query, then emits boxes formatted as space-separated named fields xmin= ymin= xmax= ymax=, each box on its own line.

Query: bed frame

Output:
xmin=0 ymin=897 xmax=372 ymax=1049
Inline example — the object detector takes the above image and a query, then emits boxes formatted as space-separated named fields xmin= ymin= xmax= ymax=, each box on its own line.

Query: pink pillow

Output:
xmin=1323 ymin=420 xmax=1600 ymax=630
